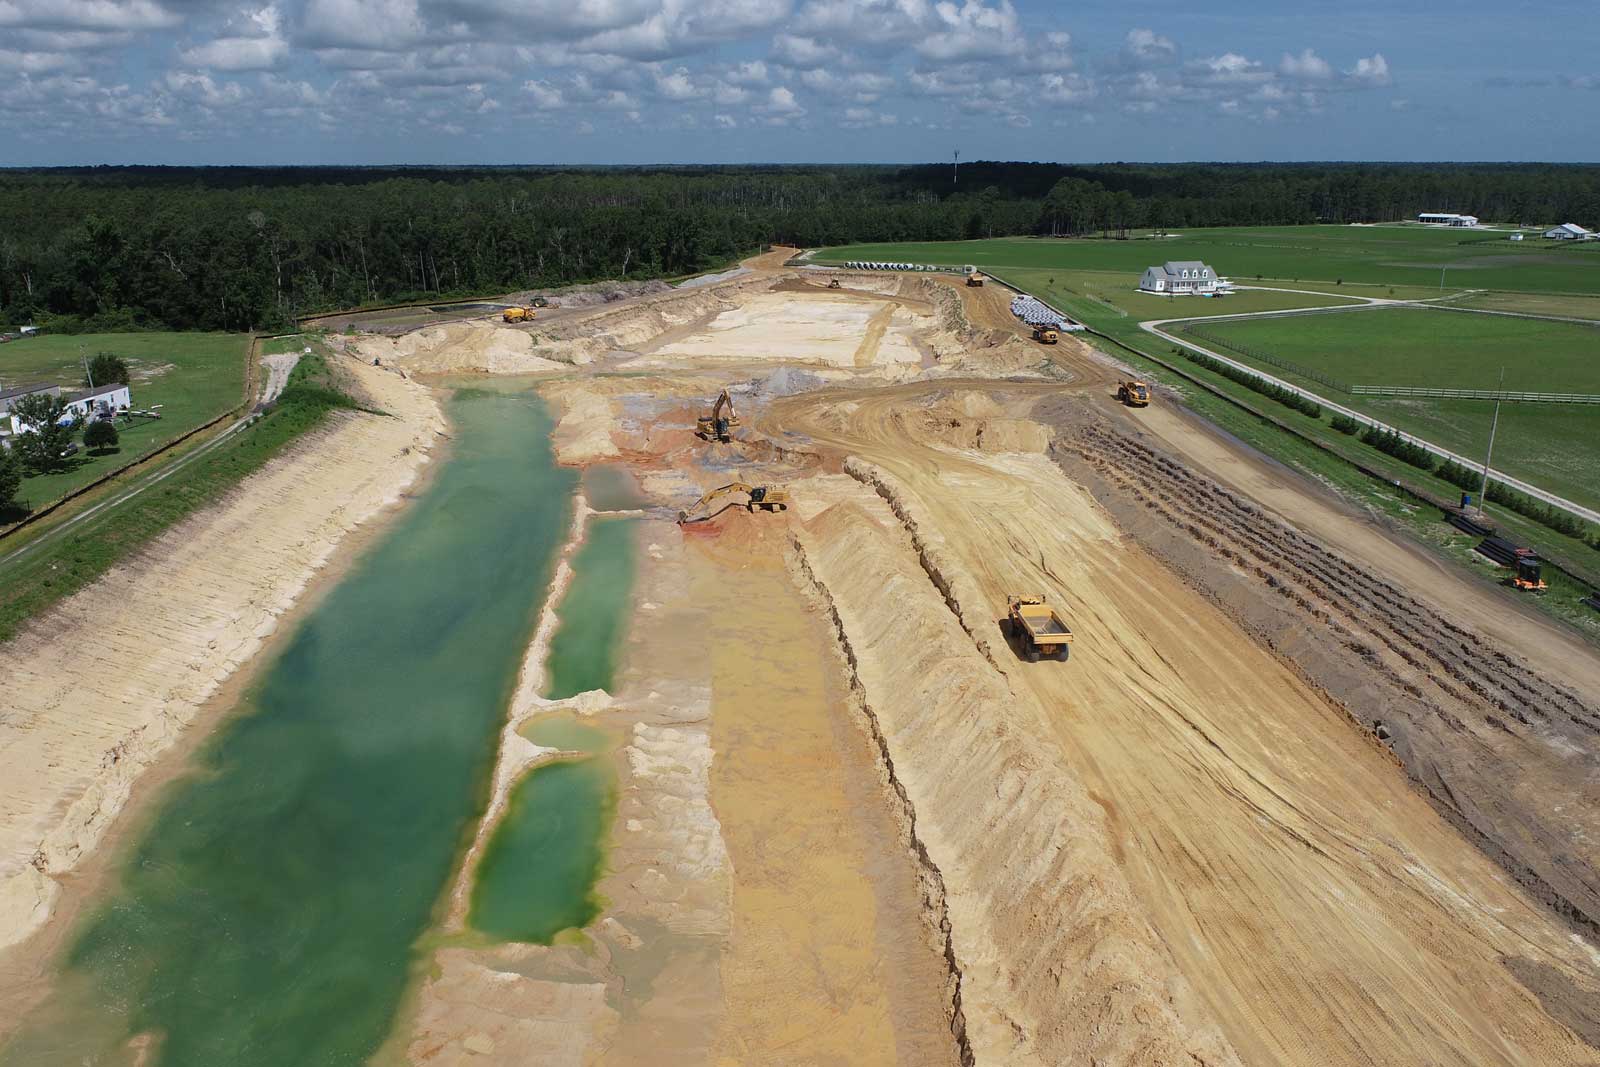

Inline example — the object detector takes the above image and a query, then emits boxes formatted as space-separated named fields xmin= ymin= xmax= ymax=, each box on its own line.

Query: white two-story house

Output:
xmin=1139 ymin=261 xmax=1219 ymax=295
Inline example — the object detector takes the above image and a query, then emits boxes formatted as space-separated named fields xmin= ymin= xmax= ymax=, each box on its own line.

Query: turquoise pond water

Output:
xmin=468 ymin=714 xmax=615 ymax=945
xmin=2 ymin=390 xmax=576 ymax=1067
xmin=543 ymin=516 xmax=639 ymax=701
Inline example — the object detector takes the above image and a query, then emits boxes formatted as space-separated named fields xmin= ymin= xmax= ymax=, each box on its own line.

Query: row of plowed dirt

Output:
xmin=769 ymin=380 xmax=1600 ymax=1066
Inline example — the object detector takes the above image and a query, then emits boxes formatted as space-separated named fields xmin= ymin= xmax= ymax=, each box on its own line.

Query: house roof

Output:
xmin=0 ymin=383 xmax=60 ymax=402
xmin=69 ymin=383 xmax=129 ymax=403
xmin=1153 ymin=261 xmax=1213 ymax=275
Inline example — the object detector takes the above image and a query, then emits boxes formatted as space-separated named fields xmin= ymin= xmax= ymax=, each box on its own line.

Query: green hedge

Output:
xmin=1174 ymin=346 xmax=1323 ymax=418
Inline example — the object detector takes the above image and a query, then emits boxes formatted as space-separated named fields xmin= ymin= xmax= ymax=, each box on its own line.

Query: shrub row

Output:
xmin=1438 ymin=459 xmax=1596 ymax=542
xmin=1175 ymin=347 xmax=1322 ymax=417
xmin=1361 ymin=426 xmax=1435 ymax=470
xmin=1330 ymin=413 xmax=1362 ymax=435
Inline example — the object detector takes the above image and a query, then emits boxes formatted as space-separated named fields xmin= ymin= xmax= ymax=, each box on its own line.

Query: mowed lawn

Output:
xmin=1193 ymin=307 xmax=1600 ymax=392
xmin=1 ymin=332 xmax=249 ymax=508
xmin=822 ymin=225 xmax=1600 ymax=294
xmin=1188 ymin=308 xmax=1600 ymax=509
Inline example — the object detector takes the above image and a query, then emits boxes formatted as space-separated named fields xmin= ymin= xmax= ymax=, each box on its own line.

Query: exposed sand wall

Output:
xmin=0 ymin=361 xmax=444 ymax=950
xmin=788 ymin=477 xmax=1242 ymax=1067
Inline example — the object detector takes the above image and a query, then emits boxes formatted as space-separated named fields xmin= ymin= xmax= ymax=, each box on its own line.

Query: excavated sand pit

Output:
xmin=7 ymin=253 xmax=1600 ymax=1066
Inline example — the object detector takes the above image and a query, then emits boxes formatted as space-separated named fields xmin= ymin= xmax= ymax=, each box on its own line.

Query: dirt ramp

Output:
xmin=792 ymin=484 xmax=1243 ymax=1067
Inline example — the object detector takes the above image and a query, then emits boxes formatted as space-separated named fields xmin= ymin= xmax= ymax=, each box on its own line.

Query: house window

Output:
xmin=1201 ymin=269 xmax=1208 ymax=278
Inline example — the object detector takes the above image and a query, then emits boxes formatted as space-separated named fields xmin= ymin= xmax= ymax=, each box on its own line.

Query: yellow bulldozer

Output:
xmin=502 ymin=306 xmax=536 ymax=324
xmin=695 ymin=389 xmax=742 ymax=442
xmin=677 ymin=483 xmax=791 ymax=525
xmin=1032 ymin=324 xmax=1058 ymax=345
xmin=1117 ymin=380 xmax=1151 ymax=407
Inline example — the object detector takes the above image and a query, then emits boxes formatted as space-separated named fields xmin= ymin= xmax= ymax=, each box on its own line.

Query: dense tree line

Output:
xmin=2 ymin=162 xmax=1597 ymax=332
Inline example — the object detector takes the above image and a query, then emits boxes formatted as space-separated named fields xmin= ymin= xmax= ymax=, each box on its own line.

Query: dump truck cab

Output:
xmin=1118 ymin=380 xmax=1151 ymax=407
xmin=1004 ymin=594 xmax=1073 ymax=662
xmin=1032 ymin=325 xmax=1059 ymax=345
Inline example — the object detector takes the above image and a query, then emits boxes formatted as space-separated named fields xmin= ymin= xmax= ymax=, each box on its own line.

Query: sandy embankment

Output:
xmin=0 ymin=359 xmax=444 ymax=951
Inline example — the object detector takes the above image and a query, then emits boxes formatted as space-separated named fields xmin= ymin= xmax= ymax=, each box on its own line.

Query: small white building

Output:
xmin=1140 ymin=261 xmax=1219 ymax=295
xmin=1418 ymin=212 xmax=1479 ymax=227
xmin=1545 ymin=223 xmax=1593 ymax=240
xmin=1509 ymin=232 xmax=1525 ymax=241
xmin=66 ymin=383 xmax=132 ymax=421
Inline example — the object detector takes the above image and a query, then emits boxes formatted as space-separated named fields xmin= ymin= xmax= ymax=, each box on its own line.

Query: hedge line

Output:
xmin=1174 ymin=347 xmax=1322 ymax=418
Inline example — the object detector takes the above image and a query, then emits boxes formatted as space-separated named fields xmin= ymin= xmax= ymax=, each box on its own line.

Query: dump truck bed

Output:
xmin=1013 ymin=604 xmax=1073 ymax=643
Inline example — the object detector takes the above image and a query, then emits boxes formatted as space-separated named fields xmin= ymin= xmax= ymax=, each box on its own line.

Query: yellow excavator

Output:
xmin=677 ymin=483 xmax=791 ymax=525
xmin=695 ymin=389 xmax=742 ymax=442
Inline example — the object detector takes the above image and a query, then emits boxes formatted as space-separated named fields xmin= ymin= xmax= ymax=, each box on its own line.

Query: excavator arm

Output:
xmin=678 ymin=482 xmax=757 ymax=524
xmin=711 ymin=389 xmax=735 ymax=425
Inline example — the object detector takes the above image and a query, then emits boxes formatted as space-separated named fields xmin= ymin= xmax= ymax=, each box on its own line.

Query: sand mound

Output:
xmin=358 ymin=323 xmax=569 ymax=375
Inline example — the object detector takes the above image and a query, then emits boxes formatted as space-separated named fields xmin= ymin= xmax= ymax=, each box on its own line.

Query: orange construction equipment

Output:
xmin=695 ymin=389 xmax=742 ymax=442
xmin=1117 ymin=380 xmax=1151 ymax=407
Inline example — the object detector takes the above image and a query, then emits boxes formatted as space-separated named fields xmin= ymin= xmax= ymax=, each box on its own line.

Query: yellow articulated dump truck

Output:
xmin=1032 ymin=324 xmax=1058 ymax=345
xmin=1004 ymin=594 xmax=1073 ymax=662
xmin=1117 ymin=380 xmax=1151 ymax=407
xmin=502 ymin=306 xmax=535 ymax=324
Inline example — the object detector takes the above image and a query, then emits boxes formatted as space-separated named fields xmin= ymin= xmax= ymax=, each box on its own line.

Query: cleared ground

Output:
xmin=0 ymin=332 xmax=249 ymax=507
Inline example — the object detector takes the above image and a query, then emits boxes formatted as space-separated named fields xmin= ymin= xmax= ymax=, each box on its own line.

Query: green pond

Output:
xmin=581 ymin=463 xmax=650 ymax=512
xmin=544 ymin=516 xmax=639 ymax=700
xmin=469 ymin=714 xmax=615 ymax=944
xmin=1 ymin=390 xmax=577 ymax=1067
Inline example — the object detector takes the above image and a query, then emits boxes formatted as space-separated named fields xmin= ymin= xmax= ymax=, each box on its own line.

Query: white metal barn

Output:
xmin=1545 ymin=223 xmax=1593 ymax=240
xmin=1139 ymin=261 xmax=1219 ymax=295
xmin=1418 ymin=212 xmax=1479 ymax=227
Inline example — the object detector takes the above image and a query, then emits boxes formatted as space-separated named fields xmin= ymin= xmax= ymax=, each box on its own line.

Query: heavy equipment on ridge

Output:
xmin=677 ymin=483 xmax=791 ymax=525
xmin=1032 ymin=324 xmax=1058 ymax=345
xmin=966 ymin=272 xmax=985 ymax=287
xmin=1003 ymin=594 xmax=1073 ymax=662
xmin=696 ymin=389 xmax=742 ymax=442
xmin=1117 ymin=380 xmax=1151 ymax=407
xmin=502 ymin=306 xmax=536 ymax=323
xmin=827 ymin=278 xmax=842 ymax=289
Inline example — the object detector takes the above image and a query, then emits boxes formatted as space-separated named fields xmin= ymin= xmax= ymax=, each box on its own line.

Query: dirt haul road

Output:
xmin=768 ymin=381 xmax=1600 ymax=1066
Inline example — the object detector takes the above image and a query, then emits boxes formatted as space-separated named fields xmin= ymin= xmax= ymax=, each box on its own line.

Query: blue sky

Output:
xmin=2 ymin=0 xmax=1595 ymax=164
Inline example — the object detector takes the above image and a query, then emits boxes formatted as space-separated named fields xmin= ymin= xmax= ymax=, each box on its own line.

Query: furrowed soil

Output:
xmin=8 ymin=252 xmax=1600 ymax=1067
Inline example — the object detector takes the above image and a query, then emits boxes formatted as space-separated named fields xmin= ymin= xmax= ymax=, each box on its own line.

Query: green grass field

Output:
xmin=1183 ymin=308 xmax=1600 ymax=509
xmin=1002 ymin=268 xmax=1363 ymax=321
xmin=1193 ymin=307 xmax=1600 ymax=391
xmin=0 ymin=332 xmax=250 ymax=509
xmin=823 ymin=225 xmax=1600 ymax=294
xmin=1444 ymin=291 xmax=1600 ymax=320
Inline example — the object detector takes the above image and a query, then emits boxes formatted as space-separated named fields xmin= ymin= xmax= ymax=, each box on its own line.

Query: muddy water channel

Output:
xmin=2 ymin=390 xmax=579 ymax=1067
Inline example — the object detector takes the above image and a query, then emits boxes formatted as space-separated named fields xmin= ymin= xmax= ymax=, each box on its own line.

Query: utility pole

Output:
xmin=80 ymin=344 xmax=94 ymax=389
xmin=953 ymin=149 xmax=959 ymax=186
xmin=1477 ymin=366 xmax=1504 ymax=516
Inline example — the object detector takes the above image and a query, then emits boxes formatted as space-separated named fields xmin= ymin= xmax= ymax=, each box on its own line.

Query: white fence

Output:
xmin=1349 ymin=385 xmax=1600 ymax=404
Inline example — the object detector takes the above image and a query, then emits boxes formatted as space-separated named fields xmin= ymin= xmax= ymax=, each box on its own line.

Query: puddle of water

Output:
xmin=1 ymin=390 xmax=576 ymax=1067
xmin=469 ymin=714 xmax=614 ymax=944
xmin=582 ymin=463 xmax=650 ymax=512
xmin=544 ymin=516 xmax=639 ymax=700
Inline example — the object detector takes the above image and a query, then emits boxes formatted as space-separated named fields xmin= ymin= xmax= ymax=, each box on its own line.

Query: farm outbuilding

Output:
xmin=1418 ymin=213 xmax=1479 ymax=227
xmin=1544 ymin=223 xmax=1593 ymax=240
